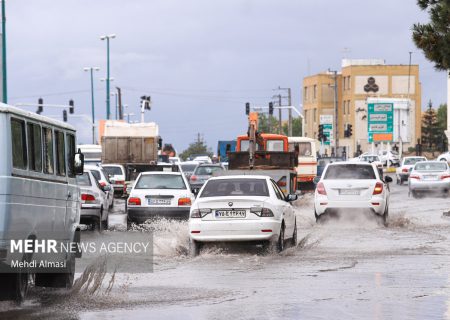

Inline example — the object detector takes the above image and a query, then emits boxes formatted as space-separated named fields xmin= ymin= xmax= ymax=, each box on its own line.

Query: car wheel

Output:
xmin=314 ymin=211 xmax=321 ymax=223
xmin=276 ymin=224 xmax=285 ymax=252
xmin=96 ymin=210 xmax=103 ymax=233
xmin=411 ymin=190 xmax=418 ymax=199
xmin=102 ymin=213 xmax=109 ymax=231
xmin=382 ymin=205 xmax=389 ymax=227
xmin=109 ymin=199 xmax=114 ymax=209
xmin=290 ymin=219 xmax=297 ymax=247
xmin=189 ymin=238 xmax=201 ymax=257
xmin=0 ymin=271 xmax=29 ymax=303
xmin=35 ymin=253 xmax=75 ymax=289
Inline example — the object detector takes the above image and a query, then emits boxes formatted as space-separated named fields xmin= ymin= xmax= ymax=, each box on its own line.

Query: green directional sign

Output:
xmin=322 ymin=123 xmax=332 ymax=146
xmin=367 ymin=103 xmax=394 ymax=143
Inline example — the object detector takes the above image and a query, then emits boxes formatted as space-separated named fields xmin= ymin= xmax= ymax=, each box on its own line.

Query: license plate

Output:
xmin=148 ymin=198 xmax=171 ymax=205
xmin=423 ymin=175 xmax=437 ymax=181
xmin=339 ymin=189 xmax=360 ymax=195
xmin=215 ymin=210 xmax=246 ymax=218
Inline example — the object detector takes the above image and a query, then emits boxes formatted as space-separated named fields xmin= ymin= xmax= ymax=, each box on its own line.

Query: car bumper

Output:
xmin=315 ymin=197 xmax=386 ymax=216
xmin=128 ymin=206 xmax=190 ymax=222
xmin=80 ymin=207 xmax=101 ymax=223
xmin=189 ymin=219 xmax=281 ymax=242
xmin=409 ymin=180 xmax=450 ymax=191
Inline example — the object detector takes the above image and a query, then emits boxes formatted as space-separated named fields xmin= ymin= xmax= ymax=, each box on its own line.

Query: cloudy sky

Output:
xmin=6 ymin=0 xmax=448 ymax=152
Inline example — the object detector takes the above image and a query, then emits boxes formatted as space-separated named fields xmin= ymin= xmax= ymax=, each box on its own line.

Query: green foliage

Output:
xmin=282 ymin=117 xmax=303 ymax=137
xmin=179 ymin=140 xmax=213 ymax=160
xmin=412 ymin=0 xmax=450 ymax=71
xmin=421 ymin=101 xmax=440 ymax=148
xmin=257 ymin=113 xmax=303 ymax=136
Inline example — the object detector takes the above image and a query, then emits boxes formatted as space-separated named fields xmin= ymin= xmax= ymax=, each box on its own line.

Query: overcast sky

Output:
xmin=6 ymin=0 xmax=448 ymax=152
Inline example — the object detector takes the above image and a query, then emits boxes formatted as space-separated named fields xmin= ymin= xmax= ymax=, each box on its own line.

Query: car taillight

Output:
xmin=402 ymin=168 xmax=408 ymax=173
xmin=178 ymin=197 xmax=192 ymax=206
xmin=316 ymin=182 xmax=327 ymax=195
xmin=81 ymin=194 xmax=95 ymax=203
xmin=373 ymin=182 xmax=383 ymax=195
xmin=250 ymin=207 xmax=274 ymax=217
xmin=128 ymin=197 xmax=141 ymax=206
xmin=116 ymin=180 xmax=125 ymax=185
xmin=190 ymin=175 xmax=197 ymax=182
xmin=190 ymin=208 xmax=211 ymax=218
xmin=277 ymin=177 xmax=287 ymax=187
xmin=441 ymin=174 xmax=450 ymax=180
xmin=410 ymin=175 xmax=420 ymax=180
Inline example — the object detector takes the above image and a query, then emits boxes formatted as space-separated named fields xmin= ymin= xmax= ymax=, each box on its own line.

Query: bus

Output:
xmin=0 ymin=104 xmax=84 ymax=302
xmin=288 ymin=137 xmax=318 ymax=185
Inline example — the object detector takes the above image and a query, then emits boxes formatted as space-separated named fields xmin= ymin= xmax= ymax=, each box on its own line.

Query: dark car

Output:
xmin=189 ymin=163 xmax=225 ymax=192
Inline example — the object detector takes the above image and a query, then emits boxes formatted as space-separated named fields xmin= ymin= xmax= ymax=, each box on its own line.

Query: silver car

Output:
xmin=76 ymin=170 xmax=110 ymax=231
xmin=409 ymin=161 xmax=450 ymax=198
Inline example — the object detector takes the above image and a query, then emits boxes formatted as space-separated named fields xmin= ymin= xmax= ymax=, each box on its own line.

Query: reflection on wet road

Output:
xmin=2 ymin=177 xmax=450 ymax=319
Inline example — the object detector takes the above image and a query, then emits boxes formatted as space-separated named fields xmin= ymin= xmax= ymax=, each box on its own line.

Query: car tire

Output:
xmin=275 ymin=224 xmax=285 ymax=253
xmin=0 ymin=271 xmax=29 ymax=302
xmin=102 ymin=213 xmax=109 ymax=231
xmin=109 ymin=199 xmax=114 ymax=210
xmin=411 ymin=190 xmax=419 ymax=199
xmin=35 ymin=253 xmax=75 ymax=289
xmin=314 ymin=211 xmax=321 ymax=223
xmin=189 ymin=238 xmax=201 ymax=257
xmin=96 ymin=210 xmax=103 ymax=233
xmin=382 ymin=205 xmax=389 ymax=227
xmin=290 ymin=219 xmax=297 ymax=247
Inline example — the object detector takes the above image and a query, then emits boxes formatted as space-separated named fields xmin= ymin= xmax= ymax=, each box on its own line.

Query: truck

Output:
xmin=221 ymin=112 xmax=298 ymax=195
xmin=101 ymin=121 xmax=162 ymax=181
xmin=217 ymin=140 xmax=236 ymax=163
xmin=288 ymin=137 xmax=319 ymax=189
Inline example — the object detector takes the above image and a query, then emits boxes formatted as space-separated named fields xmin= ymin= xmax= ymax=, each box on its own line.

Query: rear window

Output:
xmin=181 ymin=164 xmax=197 ymax=172
xmin=415 ymin=162 xmax=447 ymax=171
xmin=404 ymin=158 xmax=426 ymax=165
xmin=324 ymin=164 xmax=376 ymax=180
xmin=103 ymin=166 xmax=123 ymax=176
xmin=135 ymin=174 xmax=186 ymax=190
xmin=200 ymin=179 xmax=269 ymax=198
xmin=195 ymin=166 xmax=224 ymax=176
xmin=76 ymin=173 xmax=92 ymax=186
xmin=90 ymin=170 xmax=101 ymax=181
xmin=360 ymin=156 xmax=379 ymax=163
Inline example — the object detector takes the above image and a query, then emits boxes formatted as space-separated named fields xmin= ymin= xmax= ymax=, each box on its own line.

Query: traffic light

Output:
xmin=69 ymin=100 xmax=74 ymax=114
xmin=347 ymin=124 xmax=353 ymax=137
xmin=37 ymin=98 xmax=43 ymax=114
xmin=157 ymin=137 xmax=163 ymax=150
xmin=141 ymin=96 xmax=151 ymax=110
xmin=318 ymin=124 xmax=324 ymax=140
xmin=269 ymin=102 xmax=274 ymax=115
xmin=63 ymin=110 xmax=68 ymax=122
xmin=245 ymin=102 xmax=250 ymax=115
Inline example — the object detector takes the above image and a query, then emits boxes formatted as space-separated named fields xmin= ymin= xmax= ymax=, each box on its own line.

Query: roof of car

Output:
xmin=209 ymin=175 xmax=269 ymax=180
xmin=198 ymin=163 xmax=223 ymax=167
xmin=329 ymin=161 xmax=374 ymax=166
xmin=84 ymin=165 xmax=102 ymax=170
xmin=140 ymin=171 xmax=182 ymax=176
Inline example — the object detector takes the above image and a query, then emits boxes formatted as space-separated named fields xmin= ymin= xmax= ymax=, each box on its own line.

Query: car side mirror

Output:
xmin=74 ymin=150 xmax=84 ymax=175
xmin=286 ymin=194 xmax=298 ymax=202
xmin=312 ymin=176 xmax=321 ymax=185
xmin=384 ymin=176 xmax=393 ymax=183
xmin=102 ymin=185 xmax=111 ymax=192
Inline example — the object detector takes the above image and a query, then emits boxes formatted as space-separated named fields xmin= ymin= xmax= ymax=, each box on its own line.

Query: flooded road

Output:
xmin=2 ymin=176 xmax=450 ymax=319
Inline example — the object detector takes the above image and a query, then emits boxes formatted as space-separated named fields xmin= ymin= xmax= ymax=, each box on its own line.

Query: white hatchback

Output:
xmin=188 ymin=175 xmax=298 ymax=256
xmin=127 ymin=171 xmax=194 ymax=223
xmin=314 ymin=162 xmax=392 ymax=224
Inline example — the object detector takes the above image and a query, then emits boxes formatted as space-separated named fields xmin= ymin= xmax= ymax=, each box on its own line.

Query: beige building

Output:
xmin=303 ymin=59 xmax=421 ymax=156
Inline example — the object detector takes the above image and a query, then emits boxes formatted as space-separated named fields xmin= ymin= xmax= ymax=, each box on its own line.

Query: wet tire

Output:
xmin=290 ymin=220 xmax=297 ymax=247
xmin=411 ymin=191 xmax=419 ymax=199
xmin=275 ymin=224 xmax=285 ymax=253
xmin=0 ymin=272 xmax=29 ymax=302
xmin=189 ymin=238 xmax=201 ymax=257
xmin=382 ymin=205 xmax=389 ymax=227
xmin=102 ymin=213 xmax=109 ymax=231
xmin=35 ymin=254 xmax=75 ymax=289
xmin=315 ymin=211 xmax=321 ymax=223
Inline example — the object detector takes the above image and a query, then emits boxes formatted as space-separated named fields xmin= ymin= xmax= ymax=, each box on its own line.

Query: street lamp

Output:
xmin=84 ymin=67 xmax=99 ymax=144
xmin=100 ymin=33 xmax=116 ymax=120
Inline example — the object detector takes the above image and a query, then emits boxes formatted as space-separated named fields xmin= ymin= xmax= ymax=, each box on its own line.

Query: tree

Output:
xmin=421 ymin=100 xmax=440 ymax=149
xmin=257 ymin=113 xmax=280 ymax=134
xmin=412 ymin=0 xmax=450 ymax=72
xmin=179 ymin=137 xmax=213 ymax=160
xmin=436 ymin=103 xmax=448 ymax=151
xmin=282 ymin=117 xmax=303 ymax=137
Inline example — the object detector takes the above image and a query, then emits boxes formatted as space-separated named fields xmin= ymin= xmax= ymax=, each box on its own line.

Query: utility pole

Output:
xmin=329 ymin=69 xmax=339 ymax=153
xmin=1 ymin=0 xmax=7 ymax=103
xmin=83 ymin=67 xmax=99 ymax=144
xmin=278 ymin=94 xmax=282 ymax=134
xmin=117 ymin=87 xmax=123 ymax=120
xmin=100 ymin=34 xmax=116 ymax=119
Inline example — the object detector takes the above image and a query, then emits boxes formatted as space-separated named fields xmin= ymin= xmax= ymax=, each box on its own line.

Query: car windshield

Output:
xmin=135 ymin=174 xmax=186 ymax=189
xmin=200 ymin=179 xmax=269 ymax=198
xmin=324 ymin=164 xmax=376 ymax=180
xmin=361 ymin=156 xmax=379 ymax=162
xmin=181 ymin=164 xmax=197 ymax=172
xmin=76 ymin=172 xmax=91 ymax=186
xmin=414 ymin=162 xmax=447 ymax=171
xmin=103 ymin=166 xmax=123 ymax=176
xmin=404 ymin=158 xmax=425 ymax=165
xmin=195 ymin=166 xmax=223 ymax=176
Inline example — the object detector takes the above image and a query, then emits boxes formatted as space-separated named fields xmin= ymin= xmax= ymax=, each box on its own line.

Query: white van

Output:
xmin=288 ymin=137 xmax=318 ymax=186
xmin=77 ymin=144 xmax=101 ymax=166
xmin=0 ymin=104 xmax=84 ymax=302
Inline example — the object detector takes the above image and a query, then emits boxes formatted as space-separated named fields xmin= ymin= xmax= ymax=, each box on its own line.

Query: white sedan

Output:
xmin=127 ymin=171 xmax=194 ymax=224
xmin=395 ymin=156 xmax=427 ymax=185
xmin=314 ymin=162 xmax=392 ymax=224
xmin=188 ymin=175 xmax=298 ymax=256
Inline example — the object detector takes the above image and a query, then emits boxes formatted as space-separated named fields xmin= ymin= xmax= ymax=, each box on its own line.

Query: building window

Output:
xmin=11 ymin=118 xmax=27 ymax=170
xmin=313 ymin=109 xmax=317 ymax=122
xmin=304 ymin=110 xmax=307 ymax=123
xmin=304 ymin=87 xmax=308 ymax=102
xmin=347 ymin=76 xmax=351 ymax=90
xmin=43 ymin=127 xmax=54 ymax=174
xmin=313 ymin=85 xmax=317 ymax=99
xmin=343 ymin=101 xmax=346 ymax=115
xmin=343 ymin=77 xmax=347 ymax=90
xmin=55 ymin=130 xmax=66 ymax=176
xmin=27 ymin=123 xmax=42 ymax=172
xmin=347 ymin=100 xmax=351 ymax=114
